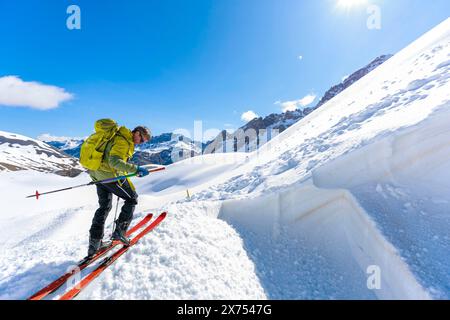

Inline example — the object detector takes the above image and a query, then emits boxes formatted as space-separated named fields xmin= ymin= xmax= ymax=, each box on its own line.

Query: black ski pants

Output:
xmin=89 ymin=179 xmax=138 ymax=240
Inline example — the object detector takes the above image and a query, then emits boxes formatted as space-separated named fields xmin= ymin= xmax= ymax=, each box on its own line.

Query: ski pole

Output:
xmin=26 ymin=166 xmax=165 ymax=200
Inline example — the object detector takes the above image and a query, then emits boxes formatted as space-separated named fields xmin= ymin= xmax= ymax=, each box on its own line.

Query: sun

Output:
xmin=337 ymin=0 xmax=367 ymax=8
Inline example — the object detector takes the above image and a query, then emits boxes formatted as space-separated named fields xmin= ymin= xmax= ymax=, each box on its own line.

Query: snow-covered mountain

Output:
xmin=132 ymin=133 xmax=203 ymax=165
xmin=44 ymin=138 xmax=84 ymax=158
xmin=205 ymin=54 xmax=392 ymax=153
xmin=0 ymin=131 xmax=82 ymax=177
xmin=1 ymin=18 xmax=449 ymax=300
xmin=43 ymin=133 xmax=202 ymax=166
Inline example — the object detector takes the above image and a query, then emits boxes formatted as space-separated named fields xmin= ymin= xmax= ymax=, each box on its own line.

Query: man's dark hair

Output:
xmin=133 ymin=126 xmax=151 ymax=141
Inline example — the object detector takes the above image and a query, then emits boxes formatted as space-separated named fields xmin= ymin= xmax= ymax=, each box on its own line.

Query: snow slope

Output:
xmin=0 ymin=18 xmax=449 ymax=300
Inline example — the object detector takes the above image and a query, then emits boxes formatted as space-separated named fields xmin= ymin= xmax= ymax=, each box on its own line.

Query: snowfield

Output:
xmin=1 ymin=18 xmax=450 ymax=300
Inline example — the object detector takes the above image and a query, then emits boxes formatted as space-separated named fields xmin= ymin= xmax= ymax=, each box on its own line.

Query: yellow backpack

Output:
xmin=79 ymin=119 xmax=120 ymax=171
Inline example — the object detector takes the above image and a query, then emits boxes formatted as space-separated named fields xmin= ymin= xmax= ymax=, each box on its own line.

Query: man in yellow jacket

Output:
xmin=87 ymin=125 xmax=151 ymax=258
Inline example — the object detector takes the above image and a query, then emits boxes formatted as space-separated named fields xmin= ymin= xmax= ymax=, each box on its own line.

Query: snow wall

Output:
xmin=217 ymin=106 xmax=450 ymax=299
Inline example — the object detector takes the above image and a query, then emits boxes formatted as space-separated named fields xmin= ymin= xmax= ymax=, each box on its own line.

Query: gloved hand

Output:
xmin=136 ymin=166 xmax=150 ymax=178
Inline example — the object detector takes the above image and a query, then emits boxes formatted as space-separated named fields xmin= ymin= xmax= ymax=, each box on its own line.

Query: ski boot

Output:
xmin=87 ymin=237 xmax=102 ymax=259
xmin=111 ymin=221 xmax=131 ymax=246
xmin=86 ymin=238 xmax=112 ymax=260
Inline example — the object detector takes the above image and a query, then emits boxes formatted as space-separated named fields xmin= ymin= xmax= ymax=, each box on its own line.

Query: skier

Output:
xmin=84 ymin=122 xmax=152 ymax=258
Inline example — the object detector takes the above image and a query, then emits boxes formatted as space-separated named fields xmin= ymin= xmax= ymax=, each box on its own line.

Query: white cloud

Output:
xmin=0 ymin=76 xmax=73 ymax=110
xmin=241 ymin=110 xmax=259 ymax=122
xmin=275 ymin=94 xmax=317 ymax=112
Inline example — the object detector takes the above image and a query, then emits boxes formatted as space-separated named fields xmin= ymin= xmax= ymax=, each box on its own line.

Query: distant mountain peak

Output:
xmin=315 ymin=54 xmax=393 ymax=109
xmin=206 ymin=54 xmax=392 ymax=153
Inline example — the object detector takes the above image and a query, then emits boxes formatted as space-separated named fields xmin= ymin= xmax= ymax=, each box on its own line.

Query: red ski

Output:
xmin=27 ymin=213 xmax=154 ymax=300
xmin=59 ymin=212 xmax=167 ymax=300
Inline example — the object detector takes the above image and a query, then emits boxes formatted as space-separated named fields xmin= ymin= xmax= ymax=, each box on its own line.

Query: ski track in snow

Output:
xmin=1 ymin=19 xmax=450 ymax=300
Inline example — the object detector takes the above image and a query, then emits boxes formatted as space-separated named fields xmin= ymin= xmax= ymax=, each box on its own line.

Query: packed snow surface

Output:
xmin=0 ymin=18 xmax=449 ymax=299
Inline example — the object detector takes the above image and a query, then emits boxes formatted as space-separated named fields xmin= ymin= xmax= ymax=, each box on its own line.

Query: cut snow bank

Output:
xmin=312 ymin=105 xmax=450 ymax=299
xmin=220 ymin=183 xmax=430 ymax=299
xmin=219 ymin=105 xmax=450 ymax=300
xmin=218 ymin=105 xmax=450 ymax=298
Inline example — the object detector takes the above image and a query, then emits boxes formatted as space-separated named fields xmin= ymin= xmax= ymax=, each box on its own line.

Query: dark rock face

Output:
xmin=131 ymin=149 xmax=174 ymax=166
xmin=54 ymin=168 xmax=84 ymax=177
xmin=315 ymin=55 xmax=392 ymax=109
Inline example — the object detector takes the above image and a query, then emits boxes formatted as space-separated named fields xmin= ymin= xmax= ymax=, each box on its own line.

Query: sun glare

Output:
xmin=337 ymin=0 xmax=367 ymax=9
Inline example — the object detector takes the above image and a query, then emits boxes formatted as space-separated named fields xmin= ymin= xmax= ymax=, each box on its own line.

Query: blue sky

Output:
xmin=0 ymin=0 xmax=449 ymax=140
